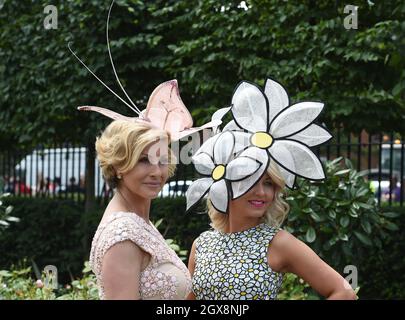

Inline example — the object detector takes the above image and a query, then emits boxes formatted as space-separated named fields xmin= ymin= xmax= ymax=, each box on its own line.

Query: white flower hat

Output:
xmin=226 ymin=78 xmax=332 ymax=195
xmin=186 ymin=77 xmax=333 ymax=214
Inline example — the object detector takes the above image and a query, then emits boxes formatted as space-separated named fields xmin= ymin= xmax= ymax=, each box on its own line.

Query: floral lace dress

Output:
xmin=89 ymin=211 xmax=192 ymax=300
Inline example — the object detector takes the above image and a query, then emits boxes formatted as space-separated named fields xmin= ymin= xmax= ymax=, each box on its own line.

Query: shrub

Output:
xmin=285 ymin=157 xmax=399 ymax=272
xmin=0 ymin=193 xmax=19 ymax=235
xmin=0 ymin=260 xmax=98 ymax=300
xmin=358 ymin=205 xmax=405 ymax=299
xmin=277 ymin=273 xmax=320 ymax=300
xmin=0 ymin=197 xmax=86 ymax=284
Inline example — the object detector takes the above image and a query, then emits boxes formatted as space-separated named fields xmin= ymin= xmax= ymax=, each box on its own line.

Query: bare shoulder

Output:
xmin=272 ymin=229 xmax=295 ymax=244
xmin=103 ymin=240 xmax=144 ymax=269
xmin=101 ymin=240 xmax=144 ymax=299
xmin=190 ymin=238 xmax=198 ymax=251
xmin=270 ymin=229 xmax=299 ymax=252
xmin=268 ymin=229 xmax=301 ymax=273
xmin=188 ymin=239 xmax=198 ymax=268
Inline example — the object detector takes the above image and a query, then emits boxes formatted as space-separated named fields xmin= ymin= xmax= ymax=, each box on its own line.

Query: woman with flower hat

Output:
xmin=186 ymin=79 xmax=358 ymax=300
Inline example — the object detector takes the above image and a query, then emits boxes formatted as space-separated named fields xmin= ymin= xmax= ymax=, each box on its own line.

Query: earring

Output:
xmin=117 ymin=174 xmax=122 ymax=180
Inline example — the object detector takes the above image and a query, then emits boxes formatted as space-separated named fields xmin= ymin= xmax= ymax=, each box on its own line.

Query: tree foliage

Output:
xmin=0 ymin=0 xmax=404 ymax=149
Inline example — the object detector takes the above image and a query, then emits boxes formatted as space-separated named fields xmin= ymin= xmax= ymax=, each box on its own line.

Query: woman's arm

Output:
xmin=270 ymin=230 xmax=357 ymax=300
xmin=186 ymin=240 xmax=197 ymax=300
xmin=101 ymin=240 xmax=143 ymax=300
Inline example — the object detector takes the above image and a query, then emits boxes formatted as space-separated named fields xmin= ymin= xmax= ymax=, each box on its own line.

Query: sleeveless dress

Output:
xmin=192 ymin=223 xmax=283 ymax=300
xmin=89 ymin=211 xmax=192 ymax=300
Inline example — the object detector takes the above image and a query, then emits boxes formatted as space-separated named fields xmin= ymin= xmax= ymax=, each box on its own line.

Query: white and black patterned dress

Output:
xmin=192 ymin=223 xmax=283 ymax=300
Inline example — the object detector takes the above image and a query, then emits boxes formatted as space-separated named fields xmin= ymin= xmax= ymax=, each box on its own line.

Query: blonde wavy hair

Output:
xmin=207 ymin=160 xmax=290 ymax=231
xmin=95 ymin=120 xmax=176 ymax=189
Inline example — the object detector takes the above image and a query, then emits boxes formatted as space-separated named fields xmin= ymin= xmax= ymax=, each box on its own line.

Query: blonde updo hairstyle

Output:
xmin=95 ymin=120 xmax=176 ymax=189
xmin=207 ymin=160 xmax=290 ymax=231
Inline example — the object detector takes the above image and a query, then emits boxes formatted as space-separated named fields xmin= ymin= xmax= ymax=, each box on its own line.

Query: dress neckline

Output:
xmin=217 ymin=222 xmax=267 ymax=237
xmin=105 ymin=211 xmax=153 ymax=228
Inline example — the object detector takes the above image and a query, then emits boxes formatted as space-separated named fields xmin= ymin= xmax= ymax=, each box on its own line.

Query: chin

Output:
xmin=248 ymin=207 xmax=268 ymax=218
xmin=136 ymin=185 xmax=161 ymax=199
xmin=149 ymin=193 xmax=160 ymax=199
xmin=144 ymin=190 xmax=161 ymax=199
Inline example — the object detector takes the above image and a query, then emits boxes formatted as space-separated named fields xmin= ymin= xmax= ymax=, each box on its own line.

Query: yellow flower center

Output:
xmin=251 ymin=132 xmax=273 ymax=149
xmin=212 ymin=165 xmax=226 ymax=181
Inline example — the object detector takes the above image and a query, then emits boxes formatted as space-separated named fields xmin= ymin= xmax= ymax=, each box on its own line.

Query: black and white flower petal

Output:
xmin=212 ymin=106 xmax=232 ymax=122
xmin=209 ymin=179 xmax=229 ymax=213
xmin=213 ymin=131 xmax=235 ymax=165
xmin=285 ymin=124 xmax=332 ymax=147
xmin=232 ymin=131 xmax=251 ymax=155
xmin=269 ymin=140 xmax=325 ymax=180
xmin=269 ymin=102 xmax=324 ymax=139
xmin=264 ymin=78 xmax=289 ymax=124
xmin=230 ymin=147 xmax=269 ymax=199
xmin=193 ymin=133 xmax=221 ymax=158
xmin=192 ymin=152 xmax=215 ymax=176
xmin=223 ymin=120 xmax=242 ymax=132
xmin=231 ymin=82 xmax=268 ymax=133
xmin=225 ymin=156 xmax=261 ymax=182
xmin=231 ymin=162 xmax=267 ymax=199
xmin=274 ymin=163 xmax=296 ymax=189
xmin=186 ymin=178 xmax=214 ymax=211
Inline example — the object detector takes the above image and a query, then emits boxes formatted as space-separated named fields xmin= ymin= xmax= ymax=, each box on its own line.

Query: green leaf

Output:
xmin=381 ymin=212 xmax=400 ymax=218
xmin=354 ymin=231 xmax=373 ymax=246
xmin=5 ymin=216 xmax=20 ymax=222
xmin=334 ymin=169 xmax=351 ymax=176
xmin=358 ymin=202 xmax=374 ymax=210
xmin=153 ymin=218 xmax=163 ymax=229
xmin=328 ymin=210 xmax=336 ymax=219
xmin=355 ymin=188 xmax=369 ymax=198
xmin=340 ymin=216 xmax=350 ymax=228
xmin=352 ymin=202 xmax=360 ymax=210
xmin=384 ymin=221 xmax=399 ymax=231
xmin=310 ymin=211 xmax=323 ymax=222
xmin=329 ymin=157 xmax=343 ymax=166
xmin=360 ymin=219 xmax=372 ymax=234
xmin=344 ymin=158 xmax=353 ymax=169
xmin=305 ymin=227 xmax=316 ymax=243
xmin=349 ymin=208 xmax=359 ymax=218
xmin=0 ymin=270 xmax=12 ymax=277
xmin=337 ymin=200 xmax=352 ymax=207
xmin=0 ymin=220 xmax=10 ymax=226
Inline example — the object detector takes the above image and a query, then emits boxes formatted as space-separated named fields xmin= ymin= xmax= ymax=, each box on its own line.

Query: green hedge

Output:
xmin=358 ymin=206 xmax=405 ymax=299
xmin=0 ymin=197 xmax=87 ymax=284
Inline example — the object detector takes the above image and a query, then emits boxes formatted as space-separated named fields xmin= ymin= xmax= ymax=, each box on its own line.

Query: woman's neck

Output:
xmin=223 ymin=211 xmax=262 ymax=233
xmin=115 ymin=187 xmax=151 ymax=221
